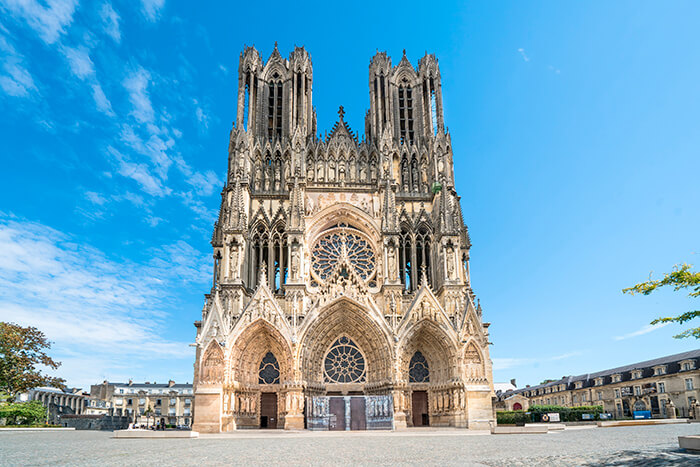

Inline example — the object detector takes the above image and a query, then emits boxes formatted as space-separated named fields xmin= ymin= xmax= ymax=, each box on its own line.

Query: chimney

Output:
xmin=128 ymin=379 xmax=133 ymax=386
xmin=526 ymin=385 xmax=530 ymax=388
xmin=168 ymin=380 xmax=175 ymax=387
xmin=510 ymin=378 xmax=517 ymax=387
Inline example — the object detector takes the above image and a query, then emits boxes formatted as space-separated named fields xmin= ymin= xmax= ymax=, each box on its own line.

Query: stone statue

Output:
xmin=291 ymin=247 xmax=300 ymax=279
xmin=229 ymin=244 xmax=239 ymax=279
xmin=446 ymin=245 xmax=456 ymax=280
xmin=387 ymin=246 xmax=397 ymax=281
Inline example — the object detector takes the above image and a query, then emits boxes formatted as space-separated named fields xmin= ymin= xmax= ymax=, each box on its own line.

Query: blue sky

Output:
xmin=0 ymin=0 xmax=698 ymax=389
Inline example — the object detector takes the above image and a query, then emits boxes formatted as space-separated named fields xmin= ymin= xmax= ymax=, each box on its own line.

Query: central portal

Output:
xmin=307 ymin=395 xmax=392 ymax=430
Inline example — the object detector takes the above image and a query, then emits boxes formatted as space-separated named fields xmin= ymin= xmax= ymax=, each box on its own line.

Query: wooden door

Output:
xmin=261 ymin=393 xmax=278 ymax=429
xmin=412 ymin=391 xmax=429 ymax=427
xmin=329 ymin=397 xmax=346 ymax=431
xmin=350 ymin=397 xmax=366 ymax=430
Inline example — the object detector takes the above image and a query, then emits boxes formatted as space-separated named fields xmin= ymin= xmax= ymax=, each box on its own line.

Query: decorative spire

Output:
xmin=420 ymin=264 xmax=428 ymax=286
xmin=338 ymin=105 xmax=345 ymax=121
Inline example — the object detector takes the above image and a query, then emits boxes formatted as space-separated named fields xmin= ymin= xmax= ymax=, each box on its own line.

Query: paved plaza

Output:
xmin=2 ymin=424 xmax=700 ymax=466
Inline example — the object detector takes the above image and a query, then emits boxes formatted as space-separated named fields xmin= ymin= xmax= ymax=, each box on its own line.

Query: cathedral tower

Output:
xmin=193 ymin=46 xmax=494 ymax=432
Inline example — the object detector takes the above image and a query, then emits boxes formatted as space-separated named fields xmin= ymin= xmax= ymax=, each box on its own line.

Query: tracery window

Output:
xmin=399 ymin=225 xmax=432 ymax=291
xmin=310 ymin=225 xmax=376 ymax=283
xmin=409 ymin=351 xmax=430 ymax=383
xmin=258 ymin=352 xmax=280 ymax=384
xmin=324 ymin=336 xmax=366 ymax=383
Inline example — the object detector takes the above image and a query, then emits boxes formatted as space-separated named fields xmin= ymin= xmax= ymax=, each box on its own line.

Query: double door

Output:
xmin=328 ymin=396 xmax=366 ymax=431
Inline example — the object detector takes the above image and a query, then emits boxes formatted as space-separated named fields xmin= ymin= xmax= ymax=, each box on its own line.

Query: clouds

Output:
xmin=1 ymin=0 xmax=78 ymax=44
xmin=99 ymin=2 xmax=120 ymax=43
xmin=614 ymin=322 xmax=669 ymax=341
xmin=0 ymin=214 xmax=206 ymax=387
xmin=141 ymin=0 xmax=165 ymax=22
xmin=123 ymin=66 xmax=155 ymax=124
xmin=0 ymin=27 xmax=38 ymax=98
xmin=517 ymin=48 xmax=530 ymax=62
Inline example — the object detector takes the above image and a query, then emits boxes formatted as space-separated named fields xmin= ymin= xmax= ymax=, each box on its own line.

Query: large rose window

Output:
xmin=311 ymin=226 xmax=376 ymax=283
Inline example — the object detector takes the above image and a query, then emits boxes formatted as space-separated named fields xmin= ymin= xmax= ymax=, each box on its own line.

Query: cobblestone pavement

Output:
xmin=2 ymin=424 xmax=699 ymax=466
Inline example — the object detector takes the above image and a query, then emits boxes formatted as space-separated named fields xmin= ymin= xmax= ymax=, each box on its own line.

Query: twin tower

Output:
xmin=192 ymin=45 xmax=494 ymax=432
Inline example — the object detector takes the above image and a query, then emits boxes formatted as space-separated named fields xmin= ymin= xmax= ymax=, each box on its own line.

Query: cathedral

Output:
xmin=192 ymin=45 xmax=494 ymax=432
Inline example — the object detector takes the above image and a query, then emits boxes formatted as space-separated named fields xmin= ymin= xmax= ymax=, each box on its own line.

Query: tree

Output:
xmin=0 ymin=322 xmax=66 ymax=399
xmin=622 ymin=263 xmax=700 ymax=339
xmin=540 ymin=379 xmax=556 ymax=385
xmin=0 ymin=400 xmax=47 ymax=425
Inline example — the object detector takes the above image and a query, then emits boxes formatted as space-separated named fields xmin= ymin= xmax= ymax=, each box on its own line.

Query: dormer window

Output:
xmin=612 ymin=374 xmax=622 ymax=383
xmin=595 ymin=378 xmax=603 ymax=386
xmin=575 ymin=381 xmax=583 ymax=389
xmin=631 ymin=370 xmax=642 ymax=379
xmin=654 ymin=366 xmax=666 ymax=376
xmin=681 ymin=361 xmax=696 ymax=371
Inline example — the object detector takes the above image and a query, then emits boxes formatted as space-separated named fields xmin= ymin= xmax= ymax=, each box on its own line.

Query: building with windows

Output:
xmin=497 ymin=349 xmax=700 ymax=418
xmin=90 ymin=380 xmax=193 ymax=427
xmin=192 ymin=45 xmax=494 ymax=432
xmin=19 ymin=387 xmax=88 ymax=424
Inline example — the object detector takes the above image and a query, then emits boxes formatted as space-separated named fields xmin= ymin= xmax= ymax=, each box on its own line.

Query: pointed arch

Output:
xmin=229 ymin=319 xmax=293 ymax=386
xmin=398 ymin=319 xmax=457 ymax=384
xmin=463 ymin=341 xmax=486 ymax=381
xmin=298 ymin=298 xmax=393 ymax=385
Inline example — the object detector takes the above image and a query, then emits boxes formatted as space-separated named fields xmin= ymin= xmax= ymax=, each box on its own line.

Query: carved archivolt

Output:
xmin=228 ymin=319 xmax=293 ymax=386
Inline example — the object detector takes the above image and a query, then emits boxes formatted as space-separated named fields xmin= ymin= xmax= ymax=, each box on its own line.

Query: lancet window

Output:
xmin=250 ymin=223 xmax=288 ymax=291
xmin=399 ymin=225 xmax=433 ymax=291
xmin=258 ymin=352 xmax=280 ymax=384
xmin=267 ymin=77 xmax=283 ymax=141
xmin=398 ymin=84 xmax=414 ymax=144
xmin=409 ymin=351 xmax=430 ymax=383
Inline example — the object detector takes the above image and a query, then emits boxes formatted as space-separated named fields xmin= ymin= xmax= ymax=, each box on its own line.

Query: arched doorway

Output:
xmin=399 ymin=319 xmax=458 ymax=427
xmin=299 ymin=299 xmax=394 ymax=430
xmin=227 ymin=319 xmax=293 ymax=429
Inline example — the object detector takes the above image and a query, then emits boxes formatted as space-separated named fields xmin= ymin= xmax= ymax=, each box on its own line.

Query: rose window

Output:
xmin=324 ymin=336 xmax=366 ymax=383
xmin=311 ymin=227 xmax=376 ymax=283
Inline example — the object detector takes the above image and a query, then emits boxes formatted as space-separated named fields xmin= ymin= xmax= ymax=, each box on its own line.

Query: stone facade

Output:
xmin=90 ymin=380 xmax=193 ymax=427
xmin=192 ymin=45 xmax=494 ymax=432
xmin=498 ymin=350 xmax=700 ymax=419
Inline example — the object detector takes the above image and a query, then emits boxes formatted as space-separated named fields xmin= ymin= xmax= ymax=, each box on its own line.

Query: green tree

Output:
xmin=0 ymin=322 xmax=66 ymax=399
xmin=622 ymin=263 xmax=700 ymax=339
xmin=0 ymin=400 xmax=47 ymax=425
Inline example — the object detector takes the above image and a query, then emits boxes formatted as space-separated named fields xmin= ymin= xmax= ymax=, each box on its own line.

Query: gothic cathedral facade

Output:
xmin=192 ymin=45 xmax=494 ymax=432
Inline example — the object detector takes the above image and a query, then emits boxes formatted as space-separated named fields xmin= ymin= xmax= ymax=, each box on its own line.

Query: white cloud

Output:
xmin=218 ymin=64 xmax=227 ymax=74
xmin=0 ymin=215 xmax=208 ymax=387
xmin=193 ymin=98 xmax=209 ymax=130
xmin=107 ymin=145 xmax=171 ymax=197
xmin=61 ymin=44 xmax=94 ymax=79
xmin=91 ymin=82 xmax=113 ymax=115
xmin=614 ymin=322 xmax=669 ymax=341
xmin=99 ymin=2 xmax=120 ymax=43
xmin=141 ymin=0 xmax=165 ymax=22
xmin=123 ymin=66 xmax=155 ymax=124
xmin=0 ymin=29 xmax=38 ymax=98
xmin=1 ymin=0 xmax=78 ymax=45
xmin=517 ymin=48 xmax=530 ymax=62
xmin=85 ymin=191 xmax=107 ymax=205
